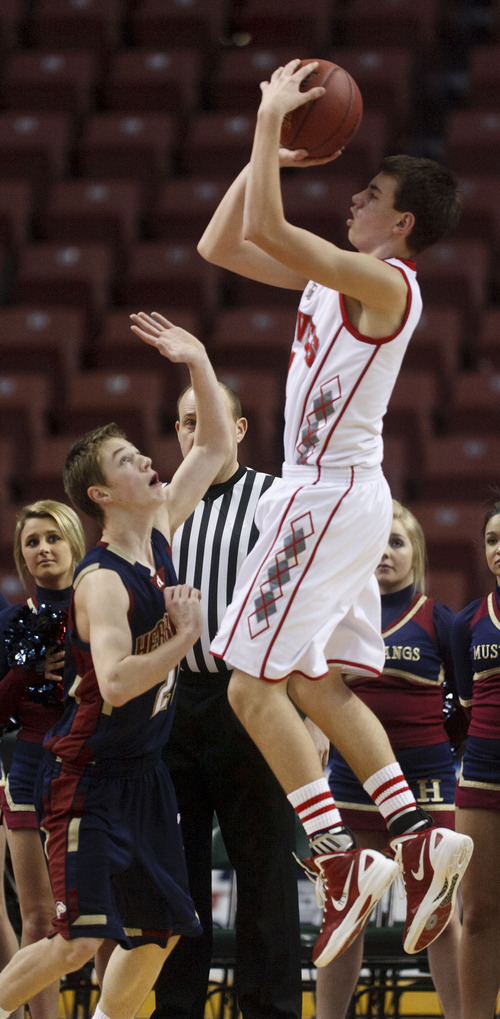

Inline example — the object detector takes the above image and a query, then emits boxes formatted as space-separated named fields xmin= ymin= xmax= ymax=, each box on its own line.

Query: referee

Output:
xmin=152 ymin=382 xmax=302 ymax=1019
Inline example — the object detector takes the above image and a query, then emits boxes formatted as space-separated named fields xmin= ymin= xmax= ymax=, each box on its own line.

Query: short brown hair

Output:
xmin=63 ymin=422 xmax=127 ymax=525
xmin=14 ymin=499 xmax=86 ymax=583
xmin=379 ymin=154 xmax=462 ymax=254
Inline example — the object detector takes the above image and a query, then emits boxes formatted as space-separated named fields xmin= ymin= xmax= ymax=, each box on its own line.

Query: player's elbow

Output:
xmin=98 ymin=675 xmax=129 ymax=708
xmin=197 ymin=234 xmax=222 ymax=266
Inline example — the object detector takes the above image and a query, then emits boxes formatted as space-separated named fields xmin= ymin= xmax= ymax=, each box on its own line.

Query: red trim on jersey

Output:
xmin=338 ymin=260 xmax=414 ymax=346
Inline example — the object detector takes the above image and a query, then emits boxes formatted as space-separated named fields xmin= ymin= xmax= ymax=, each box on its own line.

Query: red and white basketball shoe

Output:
xmin=305 ymin=848 xmax=399 ymax=967
xmin=390 ymin=826 xmax=473 ymax=954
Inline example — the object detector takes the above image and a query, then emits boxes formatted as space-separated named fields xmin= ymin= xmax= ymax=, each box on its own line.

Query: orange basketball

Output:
xmin=280 ymin=59 xmax=363 ymax=158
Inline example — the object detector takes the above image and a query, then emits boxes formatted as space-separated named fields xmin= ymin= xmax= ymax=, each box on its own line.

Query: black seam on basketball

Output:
xmin=308 ymin=72 xmax=355 ymax=155
xmin=287 ymin=65 xmax=339 ymax=149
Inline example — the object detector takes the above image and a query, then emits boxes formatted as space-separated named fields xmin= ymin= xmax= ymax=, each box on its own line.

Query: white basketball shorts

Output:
xmin=210 ymin=463 xmax=393 ymax=682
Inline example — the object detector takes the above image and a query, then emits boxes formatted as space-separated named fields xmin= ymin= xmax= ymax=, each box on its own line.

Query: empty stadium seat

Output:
xmin=382 ymin=434 xmax=407 ymax=503
xmin=210 ymin=305 xmax=298 ymax=370
xmin=0 ymin=113 xmax=71 ymax=198
xmin=327 ymin=47 xmax=414 ymax=137
xmin=467 ymin=45 xmax=500 ymax=109
xmin=454 ymin=173 xmax=500 ymax=260
xmin=419 ymin=434 xmax=500 ymax=502
xmin=22 ymin=434 xmax=74 ymax=505
xmin=445 ymin=369 xmax=500 ymax=434
xmin=407 ymin=500 xmax=485 ymax=604
xmin=2 ymin=49 xmax=98 ymax=114
xmin=341 ymin=0 xmax=438 ymax=50
xmin=447 ymin=109 xmax=500 ymax=174
xmin=383 ymin=370 xmax=437 ymax=480
xmin=0 ymin=306 xmax=84 ymax=399
xmin=477 ymin=307 xmax=500 ymax=371
xmin=229 ymin=0 xmax=334 ymax=53
xmin=91 ymin=307 xmax=202 ymax=409
xmin=116 ymin=242 xmax=222 ymax=325
xmin=125 ymin=0 xmax=228 ymax=51
xmin=426 ymin=569 xmax=469 ymax=614
xmin=37 ymin=179 xmax=142 ymax=272
xmin=416 ymin=239 xmax=491 ymax=353
xmin=0 ymin=180 xmax=33 ymax=254
xmin=402 ymin=306 xmax=462 ymax=403
xmin=144 ymin=177 xmax=233 ymax=243
xmin=0 ymin=0 xmax=25 ymax=53
xmin=103 ymin=48 xmax=202 ymax=115
xmin=181 ymin=111 xmax=256 ymax=177
xmin=13 ymin=242 xmax=114 ymax=332
xmin=0 ymin=372 xmax=51 ymax=472
xmin=76 ymin=113 xmax=177 ymax=186
xmin=26 ymin=0 xmax=124 ymax=52
xmin=54 ymin=369 xmax=165 ymax=453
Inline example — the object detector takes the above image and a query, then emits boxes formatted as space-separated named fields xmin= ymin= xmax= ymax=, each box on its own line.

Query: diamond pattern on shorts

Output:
xmin=297 ymin=376 xmax=342 ymax=464
xmin=248 ymin=513 xmax=314 ymax=638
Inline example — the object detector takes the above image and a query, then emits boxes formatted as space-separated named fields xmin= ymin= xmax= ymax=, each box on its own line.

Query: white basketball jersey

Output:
xmin=283 ymin=258 xmax=422 ymax=470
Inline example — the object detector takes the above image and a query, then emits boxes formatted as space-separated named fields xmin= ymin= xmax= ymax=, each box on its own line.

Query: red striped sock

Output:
xmin=364 ymin=763 xmax=417 ymax=826
xmin=287 ymin=778 xmax=342 ymax=837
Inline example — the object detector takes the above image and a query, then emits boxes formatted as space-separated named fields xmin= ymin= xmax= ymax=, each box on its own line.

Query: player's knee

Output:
xmin=228 ymin=669 xmax=261 ymax=723
xmin=59 ymin=936 xmax=103 ymax=972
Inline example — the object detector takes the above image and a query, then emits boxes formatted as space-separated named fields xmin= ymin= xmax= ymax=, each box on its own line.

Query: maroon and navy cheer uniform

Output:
xmin=452 ymin=585 xmax=500 ymax=810
xmin=0 ymin=584 xmax=72 ymax=830
xmin=38 ymin=529 xmax=201 ymax=947
xmin=329 ymin=585 xmax=457 ymax=830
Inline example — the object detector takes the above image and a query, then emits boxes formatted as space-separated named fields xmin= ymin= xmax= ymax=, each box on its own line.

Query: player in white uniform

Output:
xmin=198 ymin=59 xmax=472 ymax=967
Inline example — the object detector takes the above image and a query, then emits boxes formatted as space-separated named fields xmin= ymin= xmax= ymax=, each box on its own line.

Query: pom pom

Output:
xmin=5 ymin=603 xmax=66 ymax=672
xmin=4 ymin=603 xmax=66 ymax=707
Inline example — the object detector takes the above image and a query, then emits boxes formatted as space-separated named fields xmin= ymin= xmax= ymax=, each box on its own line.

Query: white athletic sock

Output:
xmin=92 ymin=1007 xmax=114 ymax=1019
xmin=288 ymin=778 xmax=343 ymax=836
xmin=363 ymin=763 xmax=416 ymax=824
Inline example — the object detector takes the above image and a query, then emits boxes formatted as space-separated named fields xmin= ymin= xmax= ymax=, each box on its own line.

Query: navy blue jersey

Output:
xmin=344 ymin=585 xmax=456 ymax=748
xmin=44 ymin=529 xmax=179 ymax=766
xmin=452 ymin=586 xmax=500 ymax=740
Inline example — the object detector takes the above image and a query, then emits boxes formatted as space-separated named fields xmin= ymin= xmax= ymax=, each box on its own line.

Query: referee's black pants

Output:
xmin=152 ymin=670 xmax=303 ymax=1019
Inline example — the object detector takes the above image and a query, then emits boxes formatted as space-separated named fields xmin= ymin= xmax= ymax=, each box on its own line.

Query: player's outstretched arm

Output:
xmin=130 ymin=312 xmax=232 ymax=538
xmin=75 ymin=569 xmax=202 ymax=707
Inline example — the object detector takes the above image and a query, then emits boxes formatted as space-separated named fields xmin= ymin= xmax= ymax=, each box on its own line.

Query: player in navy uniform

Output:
xmin=0 ymin=314 xmax=232 ymax=1019
xmin=452 ymin=501 xmax=500 ymax=1019
xmin=199 ymin=58 xmax=472 ymax=967
xmin=316 ymin=501 xmax=463 ymax=1018
xmin=153 ymin=382 xmax=303 ymax=1019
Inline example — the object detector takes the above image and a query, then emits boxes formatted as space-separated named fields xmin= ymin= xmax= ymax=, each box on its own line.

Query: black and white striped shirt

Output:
xmin=171 ymin=465 xmax=275 ymax=674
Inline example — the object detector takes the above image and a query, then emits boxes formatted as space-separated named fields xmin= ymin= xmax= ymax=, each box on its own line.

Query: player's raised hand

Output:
xmin=259 ymin=59 xmax=325 ymax=117
xmin=130 ymin=312 xmax=207 ymax=366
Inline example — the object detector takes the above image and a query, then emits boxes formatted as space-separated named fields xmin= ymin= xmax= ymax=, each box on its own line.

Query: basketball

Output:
xmin=280 ymin=59 xmax=363 ymax=159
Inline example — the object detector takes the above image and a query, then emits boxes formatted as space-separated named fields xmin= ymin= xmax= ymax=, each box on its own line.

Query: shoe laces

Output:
xmin=293 ymin=852 xmax=326 ymax=907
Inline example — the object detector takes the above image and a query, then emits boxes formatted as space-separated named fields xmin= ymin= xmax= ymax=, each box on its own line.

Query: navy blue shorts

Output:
xmin=36 ymin=751 xmax=202 ymax=948
xmin=456 ymin=736 xmax=500 ymax=810
xmin=329 ymin=742 xmax=457 ymax=831
xmin=2 ymin=738 xmax=43 ymax=829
